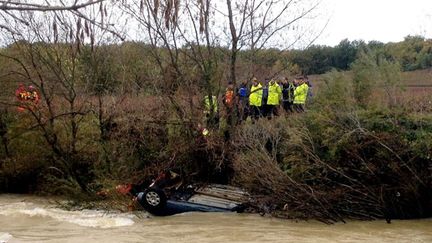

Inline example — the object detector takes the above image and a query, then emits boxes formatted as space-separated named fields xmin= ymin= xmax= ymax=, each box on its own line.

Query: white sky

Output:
xmin=316 ymin=0 xmax=432 ymax=46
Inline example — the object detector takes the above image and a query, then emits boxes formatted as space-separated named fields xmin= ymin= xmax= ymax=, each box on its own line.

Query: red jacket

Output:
xmin=15 ymin=86 xmax=27 ymax=100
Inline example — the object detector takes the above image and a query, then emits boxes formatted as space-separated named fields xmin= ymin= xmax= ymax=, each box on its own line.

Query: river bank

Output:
xmin=1 ymin=68 xmax=431 ymax=222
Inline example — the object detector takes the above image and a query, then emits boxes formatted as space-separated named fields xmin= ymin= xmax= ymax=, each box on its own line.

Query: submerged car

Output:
xmin=135 ymin=171 xmax=250 ymax=216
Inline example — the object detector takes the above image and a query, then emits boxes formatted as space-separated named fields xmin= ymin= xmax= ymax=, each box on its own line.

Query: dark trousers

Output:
xmin=283 ymin=101 xmax=294 ymax=113
xmin=261 ymin=104 xmax=268 ymax=117
xmin=238 ymin=99 xmax=249 ymax=123
xmin=226 ymin=107 xmax=236 ymax=126
xmin=205 ymin=113 xmax=219 ymax=128
xmin=251 ymin=106 xmax=261 ymax=120
xmin=293 ymin=104 xmax=305 ymax=112
xmin=266 ymin=105 xmax=277 ymax=118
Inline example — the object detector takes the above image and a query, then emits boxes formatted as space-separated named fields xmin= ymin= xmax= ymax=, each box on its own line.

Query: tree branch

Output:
xmin=0 ymin=0 xmax=106 ymax=12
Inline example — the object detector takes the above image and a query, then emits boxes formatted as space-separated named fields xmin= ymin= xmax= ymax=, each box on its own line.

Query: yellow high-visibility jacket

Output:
xmin=267 ymin=82 xmax=282 ymax=105
xmin=204 ymin=95 xmax=218 ymax=114
xmin=249 ymin=84 xmax=263 ymax=107
xmin=293 ymin=83 xmax=309 ymax=104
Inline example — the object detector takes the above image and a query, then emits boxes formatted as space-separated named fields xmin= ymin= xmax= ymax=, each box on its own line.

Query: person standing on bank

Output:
xmin=237 ymin=80 xmax=249 ymax=123
xmin=281 ymin=77 xmax=295 ymax=113
xmin=293 ymin=77 xmax=309 ymax=112
xmin=222 ymin=82 xmax=237 ymax=126
xmin=249 ymin=77 xmax=263 ymax=120
xmin=266 ymin=78 xmax=282 ymax=118
xmin=203 ymin=93 xmax=219 ymax=128
xmin=260 ymin=78 xmax=269 ymax=117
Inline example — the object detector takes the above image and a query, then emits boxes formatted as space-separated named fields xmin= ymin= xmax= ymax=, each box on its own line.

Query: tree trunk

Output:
xmin=226 ymin=0 xmax=237 ymax=86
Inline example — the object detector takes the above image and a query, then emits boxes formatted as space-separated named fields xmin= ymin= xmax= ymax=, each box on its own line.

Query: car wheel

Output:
xmin=139 ymin=188 xmax=167 ymax=213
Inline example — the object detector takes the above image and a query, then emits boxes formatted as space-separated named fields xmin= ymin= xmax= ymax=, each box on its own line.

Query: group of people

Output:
xmin=15 ymin=84 xmax=40 ymax=103
xmin=203 ymin=76 xmax=311 ymax=126
xmin=15 ymin=83 xmax=40 ymax=112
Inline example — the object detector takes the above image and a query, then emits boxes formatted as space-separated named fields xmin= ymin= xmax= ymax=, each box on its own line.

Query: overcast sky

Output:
xmin=316 ymin=0 xmax=432 ymax=46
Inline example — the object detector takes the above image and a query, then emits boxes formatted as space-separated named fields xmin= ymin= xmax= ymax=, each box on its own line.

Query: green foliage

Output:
xmin=288 ymin=39 xmax=362 ymax=75
xmin=313 ymin=70 xmax=355 ymax=109
xmin=80 ymin=46 xmax=121 ymax=95
xmin=232 ymin=103 xmax=432 ymax=220
xmin=290 ymin=45 xmax=334 ymax=74
xmin=385 ymin=36 xmax=432 ymax=71
xmin=350 ymin=49 xmax=403 ymax=108
xmin=287 ymin=36 xmax=432 ymax=75
xmin=332 ymin=39 xmax=359 ymax=70
xmin=351 ymin=50 xmax=380 ymax=106
xmin=230 ymin=67 xmax=431 ymax=220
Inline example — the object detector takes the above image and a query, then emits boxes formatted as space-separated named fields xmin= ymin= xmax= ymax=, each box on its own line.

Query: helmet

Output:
xmin=202 ymin=128 xmax=209 ymax=136
xmin=116 ymin=184 xmax=132 ymax=195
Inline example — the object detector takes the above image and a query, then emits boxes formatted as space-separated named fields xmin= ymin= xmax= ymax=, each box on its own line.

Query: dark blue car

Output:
xmin=137 ymin=184 xmax=249 ymax=216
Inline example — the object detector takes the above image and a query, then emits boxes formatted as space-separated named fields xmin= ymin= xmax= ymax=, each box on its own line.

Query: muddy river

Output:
xmin=0 ymin=194 xmax=431 ymax=243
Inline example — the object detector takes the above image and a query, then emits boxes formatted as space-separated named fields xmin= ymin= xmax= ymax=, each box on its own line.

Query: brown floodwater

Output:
xmin=0 ymin=194 xmax=431 ymax=243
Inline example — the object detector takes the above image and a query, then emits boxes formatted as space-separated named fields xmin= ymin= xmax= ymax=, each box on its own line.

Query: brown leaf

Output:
xmin=84 ymin=20 xmax=89 ymax=36
xmin=140 ymin=0 xmax=144 ymax=13
xmin=53 ymin=21 xmax=58 ymax=43
xmin=80 ymin=30 xmax=85 ymax=42
xmin=90 ymin=32 xmax=95 ymax=51
xmin=77 ymin=18 xmax=82 ymax=34
xmin=173 ymin=0 xmax=179 ymax=24
xmin=154 ymin=0 xmax=159 ymax=15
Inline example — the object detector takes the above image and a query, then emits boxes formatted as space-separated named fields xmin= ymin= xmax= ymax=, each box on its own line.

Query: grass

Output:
xmin=308 ymin=69 xmax=432 ymax=110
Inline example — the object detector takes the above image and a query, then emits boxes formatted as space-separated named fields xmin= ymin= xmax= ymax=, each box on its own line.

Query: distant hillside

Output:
xmin=306 ymin=68 xmax=431 ymax=109
xmin=310 ymin=68 xmax=432 ymax=87
xmin=401 ymin=68 xmax=432 ymax=86
xmin=290 ymin=36 xmax=432 ymax=75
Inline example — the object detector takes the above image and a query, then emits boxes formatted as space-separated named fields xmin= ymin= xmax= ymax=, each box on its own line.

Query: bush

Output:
xmin=230 ymin=71 xmax=432 ymax=221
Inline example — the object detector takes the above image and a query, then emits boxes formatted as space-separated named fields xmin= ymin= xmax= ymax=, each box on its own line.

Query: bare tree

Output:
xmin=0 ymin=0 xmax=106 ymax=11
xmin=121 ymin=0 xmax=202 ymax=124
xmin=175 ymin=0 xmax=222 ymax=121
xmin=0 ymin=3 xmax=123 ymax=191
xmin=225 ymin=0 xmax=248 ymax=84
xmin=224 ymin=0 xmax=322 ymax=84
xmin=0 ymin=0 xmax=124 ymax=40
